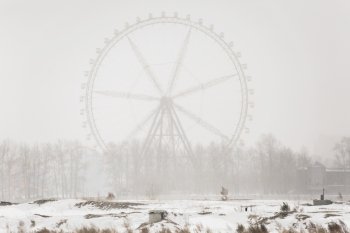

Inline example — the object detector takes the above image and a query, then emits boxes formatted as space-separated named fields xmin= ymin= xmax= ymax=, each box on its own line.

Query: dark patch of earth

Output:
xmin=75 ymin=200 xmax=145 ymax=210
xmin=0 ymin=201 xmax=16 ymax=206
xmin=33 ymin=199 xmax=57 ymax=205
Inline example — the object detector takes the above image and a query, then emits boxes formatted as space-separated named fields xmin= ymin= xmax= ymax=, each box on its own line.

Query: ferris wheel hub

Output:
xmin=160 ymin=96 xmax=173 ymax=106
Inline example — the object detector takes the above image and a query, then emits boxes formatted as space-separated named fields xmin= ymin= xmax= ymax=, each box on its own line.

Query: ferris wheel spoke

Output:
xmin=172 ymin=74 xmax=238 ymax=99
xmin=127 ymin=106 xmax=160 ymax=139
xmin=173 ymin=103 xmax=230 ymax=142
xmin=166 ymin=28 xmax=192 ymax=95
xmin=127 ymin=36 xmax=163 ymax=95
xmin=94 ymin=90 xmax=159 ymax=101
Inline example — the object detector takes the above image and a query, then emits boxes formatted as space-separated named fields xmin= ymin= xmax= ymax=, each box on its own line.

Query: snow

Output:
xmin=0 ymin=199 xmax=349 ymax=232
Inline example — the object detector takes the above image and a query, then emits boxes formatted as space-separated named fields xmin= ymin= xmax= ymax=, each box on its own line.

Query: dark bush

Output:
xmin=280 ymin=202 xmax=290 ymax=212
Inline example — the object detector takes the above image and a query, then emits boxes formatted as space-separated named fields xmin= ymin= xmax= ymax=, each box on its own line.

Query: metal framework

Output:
xmin=82 ymin=13 xmax=252 ymax=160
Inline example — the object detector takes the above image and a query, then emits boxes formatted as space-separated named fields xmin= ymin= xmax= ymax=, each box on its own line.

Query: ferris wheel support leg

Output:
xmin=140 ymin=106 xmax=162 ymax=164
xmin=168 ymin=104 xmax=194 ymax=159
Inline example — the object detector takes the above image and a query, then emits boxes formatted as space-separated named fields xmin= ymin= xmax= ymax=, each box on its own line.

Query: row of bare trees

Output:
xmin=1 ymin=135 xmax=349 ymax=200
xmin=103 ymin=135 xmax=350 ymax=196
xmin=102 ymin=134 xmax=316 ymax=196
xmin=103 ymin=140 xmax=235 ymax=196
xmin=0 ymin=140 xmax=86 ymax=201
xmin=232 ymin=135 xmax=312 ymax=195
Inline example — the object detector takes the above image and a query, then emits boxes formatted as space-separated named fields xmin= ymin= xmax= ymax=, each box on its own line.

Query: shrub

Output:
xmin=280 ymin=227 xmax=298 ymax=233
xmin=328 ymin=222 xmax=342 ymax=233
xmin=280 ymin=202 xmax=290 ymax=212
xmin=237 ymin=224 xmax=246 ymax=233
xmin=106 ymin=192 xmax=115 ymax=200
xmin=75 ymin=226 xmax=118 ymax=233
xmin=31 ymin=220 xmax=36 ymax=228
xmin=140 ymin=227 xmax=150 ymax=233
xmin=307 ymin=222 xmax=327 ymax=233
xmin=176 ymin=225 xmax=191 ymax=233
xmin=159 ymin=227 xmax=172 ymax=233
xmin=247 ymin=224 xmax=268 ymax=233
xmin=36 ymin=228 xmax=64 ymax=233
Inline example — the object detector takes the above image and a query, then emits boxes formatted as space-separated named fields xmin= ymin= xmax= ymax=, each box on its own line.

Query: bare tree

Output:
xmin=0 ymin=140 xmax=10 ymax=200
xmin=334 ymin=137 xmax=350 ymax=169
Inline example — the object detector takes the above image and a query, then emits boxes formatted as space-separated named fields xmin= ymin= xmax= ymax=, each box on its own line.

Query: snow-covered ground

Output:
xmin=0 ymin=198 xmax=349 ymax=232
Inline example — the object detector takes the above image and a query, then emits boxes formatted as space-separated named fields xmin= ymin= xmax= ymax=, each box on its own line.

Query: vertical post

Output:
xmin=321 ymin=188 xmax=324 ymax=200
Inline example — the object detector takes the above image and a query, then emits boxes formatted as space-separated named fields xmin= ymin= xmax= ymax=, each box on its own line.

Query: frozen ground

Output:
xmin=0 ymin=198 xmax=349 ymax=232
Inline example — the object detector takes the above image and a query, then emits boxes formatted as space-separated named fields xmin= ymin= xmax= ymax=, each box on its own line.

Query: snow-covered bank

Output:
xmin=0 ymin=199 xmax=349 ymax=233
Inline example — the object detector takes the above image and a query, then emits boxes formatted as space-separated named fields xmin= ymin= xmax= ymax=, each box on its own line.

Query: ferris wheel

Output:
xmin=81 ymin=13 xmax=253 ymax=157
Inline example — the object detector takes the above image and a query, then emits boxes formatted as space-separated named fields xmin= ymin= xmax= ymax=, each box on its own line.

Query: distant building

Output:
xmin=297 ymin=162 xmax=350 ymax=194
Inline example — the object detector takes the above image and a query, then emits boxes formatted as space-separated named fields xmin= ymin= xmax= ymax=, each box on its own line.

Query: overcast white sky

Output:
xmin=0 ymin=0 xmax=349 ymax=157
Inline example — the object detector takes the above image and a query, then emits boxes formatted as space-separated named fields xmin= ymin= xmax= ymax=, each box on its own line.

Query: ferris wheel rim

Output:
xmin=83 ymin=14 xmax=250 ymax=152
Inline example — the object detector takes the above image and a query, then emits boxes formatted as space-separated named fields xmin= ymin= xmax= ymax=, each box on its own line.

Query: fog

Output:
xmin=0 ymin=0 xmax=350 ymax=198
